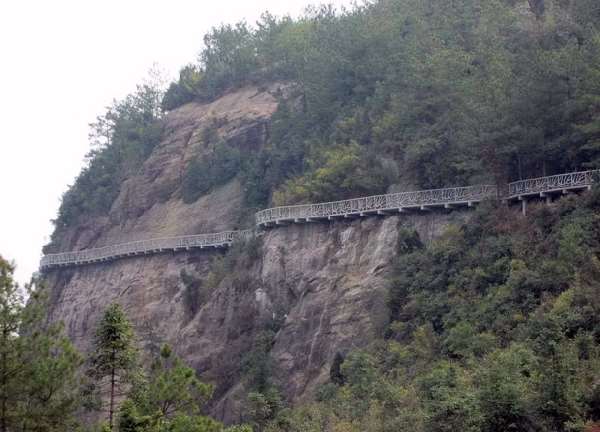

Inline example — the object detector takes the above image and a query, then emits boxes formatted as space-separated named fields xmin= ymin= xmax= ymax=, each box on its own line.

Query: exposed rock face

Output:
xmin=49 ymin=85 xmax=281 ymax=254
xmin=44 ymin=85 xmax=469 ymax=423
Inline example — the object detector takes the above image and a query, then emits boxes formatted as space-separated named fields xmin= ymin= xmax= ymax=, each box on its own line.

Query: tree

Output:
xmin=246 ymin=389 xmax=283 ymax=430
xmin=88 ymin=303 xmax=138 ymax=431
xmin=118 ymin=344 xmax=222 ymax=432
xmin=47 ymin=73 xmax=165 ymax=252
xmin=17 ymin=289 xmax=82 ymax=432
xmin=0 ymin=256 xmax=82 ymax=432
xmin=418 ymin=361 xmax=483 ymax=432
xmin=0 ymin=257 xmax=21 ymax=432
xmin=200 ymin=22 xmax=259 ymax=98
xmin=161 ymin=65 xmax=204 ymax=111
xmin=272 ymin=142 xmax=391 ymax=205
xmin=476 ymin=344 xmax=537 ymax=432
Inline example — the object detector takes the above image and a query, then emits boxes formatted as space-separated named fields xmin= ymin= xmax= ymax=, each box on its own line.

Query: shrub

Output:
xmin=182 ymin=143 xmax=241 ymax=203
xmin=273 ymin=142 xmax=393 ymax=205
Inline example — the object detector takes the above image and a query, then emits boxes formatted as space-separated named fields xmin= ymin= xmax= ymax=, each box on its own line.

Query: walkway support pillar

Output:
xmin=521 ymin=198 xmax=528 ymax=216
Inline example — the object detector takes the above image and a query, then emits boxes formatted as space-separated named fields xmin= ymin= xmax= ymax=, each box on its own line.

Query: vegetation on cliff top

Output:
xmin=46 ymin=80 xmax=165 ymax=252
xmin=165 ymin=0 xmax=600 ymax=205
xmin=52 ymin=0 xmax=600 ymax=239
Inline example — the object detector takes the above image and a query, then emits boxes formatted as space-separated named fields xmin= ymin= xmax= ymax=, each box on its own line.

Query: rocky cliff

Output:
xmin=44 ymin=85 xmax=470 ymax=422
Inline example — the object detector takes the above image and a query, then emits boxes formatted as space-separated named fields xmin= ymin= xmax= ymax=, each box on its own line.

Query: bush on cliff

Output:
xmin=182 ymin=143 xmax=242 ymax=204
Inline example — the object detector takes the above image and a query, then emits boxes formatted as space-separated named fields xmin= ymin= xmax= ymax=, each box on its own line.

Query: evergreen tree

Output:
xmin=118 ymin=344 xmax=222 ymax=432
xmin=0 ymin=257 xmax=21 ymax=432
xmin=88 ymin=303 xmax=138 ymax=431
xmin=0 ymin=256 xmax=82 ymax=432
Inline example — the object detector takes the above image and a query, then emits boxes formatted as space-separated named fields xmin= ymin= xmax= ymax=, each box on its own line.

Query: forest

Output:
xmin=17 ymin=0 xmax=600 ymax=431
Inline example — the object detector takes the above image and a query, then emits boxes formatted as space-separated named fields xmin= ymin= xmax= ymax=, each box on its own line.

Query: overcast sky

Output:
xmin=0 ymin=0 xmax=355 ymax=285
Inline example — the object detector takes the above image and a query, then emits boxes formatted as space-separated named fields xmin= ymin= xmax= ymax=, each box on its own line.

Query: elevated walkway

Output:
xmin=40 ymin=170 xmax=600 ymax=270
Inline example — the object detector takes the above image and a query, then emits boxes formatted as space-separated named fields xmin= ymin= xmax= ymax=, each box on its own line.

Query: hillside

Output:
xmin=41 ymin=0 xmax=600 ymax=431
xmin=42 ymin=83 xmax=470 ymax=422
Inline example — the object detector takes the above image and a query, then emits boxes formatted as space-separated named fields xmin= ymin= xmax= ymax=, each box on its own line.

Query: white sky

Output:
xmin=0 ymin=0 xmax=355 ymax=286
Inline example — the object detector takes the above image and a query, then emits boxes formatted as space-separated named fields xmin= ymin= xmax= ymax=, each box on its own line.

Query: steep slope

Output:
xmin=49 ymin=85 xmax=279 ymax=254
xmin=43 ymin=85 xmax=470 ymax=422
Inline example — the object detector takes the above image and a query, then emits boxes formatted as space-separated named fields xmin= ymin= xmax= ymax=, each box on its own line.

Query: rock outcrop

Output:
xmin=44 ymin=85 xmax=469 ymax=422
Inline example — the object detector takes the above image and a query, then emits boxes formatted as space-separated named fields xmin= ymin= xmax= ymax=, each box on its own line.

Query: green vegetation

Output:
xmin=46 ymin=79 xmax=165 ymax=253
xmin=181 ymin=237 xmax=263 ymax=319
xmin=55 ymin=0 xmax=600 ymax=222
xmin=272 ymin=142 xmax=392 ymax=205
xmin=242 ymin=331 xmax=283 ymax=431
xmin=204 ymin=236 xmax=263 ymax=293
xmin=182 ymin=144 xmax=242 ymax=204
xmin=1 ymin=256 xmax=257 ymax=431
xmin=161 ymin=65 xmax=204 ymax=112
xmin=160 ymin=0 xmax=600 ymax=211
xmin=260 ymin=191 xmax=600 ymax=432
xmin=87 ymin=303 xmax=139 ymax=430
xmin=83 ymin=303 xmax=252 ymax=432
xmin=39 ymin=0 xmax=600 ymax=430
xmin=0 ymin=256 xmax=82 ymax=432
xmin=118 ymin=344 xmax=221 ymax=432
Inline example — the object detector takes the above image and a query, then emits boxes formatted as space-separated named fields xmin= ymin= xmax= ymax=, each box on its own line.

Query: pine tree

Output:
xmin=0 ymin=256 xmax=82 ymax=432
xmin=0 ymin=257 xmax=21 ymax=432
xmin=118 ymin=344 xmax=220 ymax=432
xmin=18 ymin=289 xmax=82 ymax=431
xmin=88 ymin=303 xmax=138 ymax=431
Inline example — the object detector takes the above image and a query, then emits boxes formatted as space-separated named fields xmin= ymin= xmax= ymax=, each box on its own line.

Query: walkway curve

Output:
xmin=40 ymin=169 xmax=600 ymax=271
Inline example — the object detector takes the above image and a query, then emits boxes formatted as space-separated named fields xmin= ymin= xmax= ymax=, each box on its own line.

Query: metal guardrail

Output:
xmin=255 ymin=184 xmax=498 ymax=226
xmin=41 ymin=170 xmax=599 ymax=271
xmin=507 ymin=170 xmax=600 ymax=198
xmin=40 ymin=230 xmax=253 ymax=270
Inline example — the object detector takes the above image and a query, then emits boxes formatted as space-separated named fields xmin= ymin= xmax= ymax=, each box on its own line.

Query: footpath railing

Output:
xmin=41 ymin=169 xmax=600 ymax=271
xmin=40 ymin=230 xmax=252 ymax=270
xmin=255 ymin=184 xmax=498 ymax=227
xmin=507 ymin=170 xmax=600 ymax=198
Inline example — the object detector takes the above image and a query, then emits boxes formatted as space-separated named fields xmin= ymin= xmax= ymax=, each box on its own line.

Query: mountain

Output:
xmin=42 ymin=82 xmax=469 ymax=421
xmin=41 ymin=0 xmax=600 ymax=430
